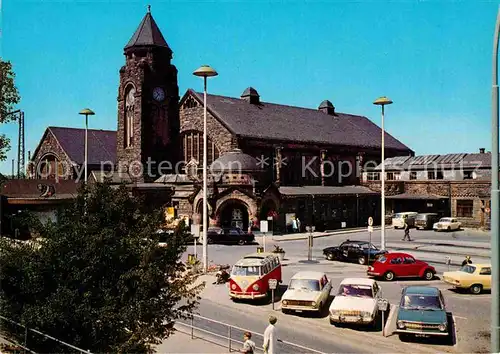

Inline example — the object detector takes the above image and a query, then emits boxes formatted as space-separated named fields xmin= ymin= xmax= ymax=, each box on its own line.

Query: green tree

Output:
xmin=0 ymin=59 xmax=21 ymax=161
xmin=0 ymin=182 xmax=204 ymax=353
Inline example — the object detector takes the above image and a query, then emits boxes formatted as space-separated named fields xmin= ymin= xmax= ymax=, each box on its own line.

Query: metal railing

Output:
xmin=0 ymin=315 xmax=91 ymax=353
xmin=177 ymin=312 xmax=326 ymax=353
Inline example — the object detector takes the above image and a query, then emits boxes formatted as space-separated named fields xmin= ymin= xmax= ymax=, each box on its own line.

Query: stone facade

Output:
xmin=179 ymin=105 xmax=234 ymax=155
xmin=116 ymin=48 xmax=180 ymax=182
xmin=29 ymin=130 xmax=73 ymax=179
xmin=362 ymin=180 xmax=491 ymax=228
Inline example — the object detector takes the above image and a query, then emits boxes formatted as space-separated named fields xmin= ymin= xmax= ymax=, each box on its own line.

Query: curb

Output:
xmin=386 ymin=245 xmax=490 ymax=258
xmin=270 ymin=227 xmax=386 ymax=242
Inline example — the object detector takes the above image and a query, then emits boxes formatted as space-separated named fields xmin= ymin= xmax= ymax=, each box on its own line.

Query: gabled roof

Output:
xmin=34 ymin=127 xmax=117 ymax=165
xmin=125 ymin=11 xmax=171 ymax=50
xmin=185 ymin=90 xmax=412 ymax=152
xmin=376 ymin=152 xmax=495 ymax=171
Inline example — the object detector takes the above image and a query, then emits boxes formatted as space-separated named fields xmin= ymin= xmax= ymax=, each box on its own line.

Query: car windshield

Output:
xmin=460 ymin=264 xmax=476 ymax=274
xmin=360 ymin=243 xmax=377 ymax=250
xmin=289 ymin=279 xmax=320 ymax=291
xmin=439 ymin=218 xmax=451 ymax=222
xmin=376 ymin=256 xmax=387 ymax=263
xmin=402 ymin=294 xmax=442 ymax=310
xmin=231 ymin=265 xmax=260 ymax=276
xmin=394 ymin=214 xmax=405 ymax=219
xmin=337 ymin=284 xmax=373 ymax=298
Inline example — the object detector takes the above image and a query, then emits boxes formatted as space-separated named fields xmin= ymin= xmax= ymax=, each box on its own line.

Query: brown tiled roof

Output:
xmin=124 ymin=12 xmax=171 ymax=50
xmin=386 ymin=193 xmax=447 ymax=200
xmin=48 ymin=127 xmax=116 ymax=165
xmin=0 ymin=179 xmax=80 ymax=198
xmin=189 ymin=90 xmax=412 ymax=152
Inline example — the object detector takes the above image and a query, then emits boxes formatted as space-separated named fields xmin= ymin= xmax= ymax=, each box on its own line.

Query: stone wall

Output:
xmin=30 ymin=130 xmax=74 ymax=179
xmin=180 ymin=105 xmax=234 ymax=155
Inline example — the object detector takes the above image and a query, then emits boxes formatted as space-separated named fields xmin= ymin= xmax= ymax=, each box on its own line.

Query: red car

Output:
xmin=367 ymin=252 xmax=436 ymax=281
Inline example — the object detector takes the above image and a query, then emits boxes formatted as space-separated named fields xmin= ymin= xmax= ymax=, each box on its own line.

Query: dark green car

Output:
xmin=396 ymin=286 xmax=449 ymax=341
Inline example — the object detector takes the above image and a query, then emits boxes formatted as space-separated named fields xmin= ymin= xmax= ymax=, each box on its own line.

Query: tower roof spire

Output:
xmin=124 ymin=9 xmax=170 ymax=51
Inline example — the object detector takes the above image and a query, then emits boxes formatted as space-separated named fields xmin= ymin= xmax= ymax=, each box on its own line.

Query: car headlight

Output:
xmin=231 ymin=284 xmax=236 ymax=290
xmin=330 ymin=309 xmax=340 ymax=316
xmin=361 ymin=311 xmax=371 ymax=318
xmin=312 ymin=301 xmax=317 ymax=307
xmin=397 ymin=320 xmax=405 ymax=329
xmin=252 ymin=284 xmax=259 ymax=291
xmin=438 ymin=323 xmax=447 ymax=331
xmin=282 ymin=300 xmax=288 ymax=306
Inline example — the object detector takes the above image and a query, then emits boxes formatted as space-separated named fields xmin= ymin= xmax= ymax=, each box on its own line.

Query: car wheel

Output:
xmin=423 ymin=270 xmax=434 ymax=280
xmin=447 ymin=226 xmax=451 ymax=231
xmin=207 ymin=237 xmax=214 ymax=244
xmin=470 ymin=284 xmax=483 ymax=294
xmin=326 ymin=253 xmax=334 ymax=261
xmin=238 ymin=239 xmax=245 ymax=246
xmin=384 ymin=271 xmax=395 ymax=281
xmin=358 ymin=256 xmax=366 ymax=265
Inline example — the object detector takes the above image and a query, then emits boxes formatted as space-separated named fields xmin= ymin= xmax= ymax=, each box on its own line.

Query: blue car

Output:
xmin=396 ymin=286 xmax=449 ymax=341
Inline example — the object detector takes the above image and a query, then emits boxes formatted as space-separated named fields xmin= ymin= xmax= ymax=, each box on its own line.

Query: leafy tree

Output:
xmin=0 ymin=182 xmax=204 ymax=353
xmin=0 ymin=59 xmax=21 ymax=161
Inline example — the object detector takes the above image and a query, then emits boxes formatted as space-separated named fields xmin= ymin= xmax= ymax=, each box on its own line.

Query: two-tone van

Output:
xmin=392 ymin=212 xmax=418 ymax=229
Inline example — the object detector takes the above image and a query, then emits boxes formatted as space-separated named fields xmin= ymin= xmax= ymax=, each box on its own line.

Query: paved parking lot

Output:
xmin=183 ymin=228 xmax=491 ymax=353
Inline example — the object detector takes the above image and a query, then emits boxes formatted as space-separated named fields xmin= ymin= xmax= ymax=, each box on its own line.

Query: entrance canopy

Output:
xmin=278 ymin=185 xmax=378 ymax=197
xmin=386 ymin=193 xmax=447 ymax=200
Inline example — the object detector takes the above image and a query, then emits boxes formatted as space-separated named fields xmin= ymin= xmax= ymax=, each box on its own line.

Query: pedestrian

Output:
xmin=292 ymin=217 xmax=298 ymax=233
xmin=263 ymin=315 xmax=278 ymax=354
xmin=461 ymin=255 xmax=472 ymax=267
xmin=240 ymin=332 xmax=256 ymax=353
xmin=402 ymin=216 xmax=412 ymax=241
xmin=296 ymin=218 xmax=301 ymax=233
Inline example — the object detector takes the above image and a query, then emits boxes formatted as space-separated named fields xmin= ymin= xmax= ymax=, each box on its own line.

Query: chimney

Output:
xmin=479 ymin=148 xmax=485 ymax=154
xmin=241 ymin=87 xmax=260 ymax=104
xmin=318 ymin=100 xmax=335 ymax=115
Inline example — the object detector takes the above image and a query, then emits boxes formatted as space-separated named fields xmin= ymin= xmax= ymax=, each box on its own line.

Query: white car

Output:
xmin=329 ymin=278 xmax=381 ymax=326
xmin=433 ymin=217 xmax=461 ymax=231
xmin=281 ymin=271 xmax=332 ymax=314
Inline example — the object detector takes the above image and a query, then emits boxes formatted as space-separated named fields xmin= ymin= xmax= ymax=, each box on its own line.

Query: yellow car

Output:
xmin=443 ymin=263 xmax=491 ymax=294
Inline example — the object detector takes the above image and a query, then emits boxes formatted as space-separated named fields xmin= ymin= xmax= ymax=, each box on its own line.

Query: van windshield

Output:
xmin=231 ymin=265 xmax=260 ymax=276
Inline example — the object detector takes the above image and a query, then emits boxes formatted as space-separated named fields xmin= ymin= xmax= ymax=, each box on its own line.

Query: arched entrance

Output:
xmin=218 ymin=199 xmax=249 ymax=230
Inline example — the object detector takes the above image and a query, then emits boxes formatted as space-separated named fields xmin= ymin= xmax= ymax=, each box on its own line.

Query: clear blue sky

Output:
xmin=0 ymin=0 xmax=497 ymax=174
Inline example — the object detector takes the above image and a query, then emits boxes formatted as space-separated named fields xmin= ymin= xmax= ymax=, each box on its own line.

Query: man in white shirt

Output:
xmin=263 ymin=315 xmax=278 ymax=354
xmin=240 ymin=332 xmax=256 ymax=353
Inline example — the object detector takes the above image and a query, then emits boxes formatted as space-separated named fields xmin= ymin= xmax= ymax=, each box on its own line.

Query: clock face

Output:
xmin=153 ymin=87 xmax=165 ymax=102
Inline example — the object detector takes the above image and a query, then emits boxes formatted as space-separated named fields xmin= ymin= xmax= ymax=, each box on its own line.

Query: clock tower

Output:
xmin=116 ymin=8 xmax=180 ymax=182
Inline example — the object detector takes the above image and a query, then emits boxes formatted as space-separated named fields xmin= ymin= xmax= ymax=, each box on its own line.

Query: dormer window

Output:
xmin=463 ymin=171 xmax=473 ymax=180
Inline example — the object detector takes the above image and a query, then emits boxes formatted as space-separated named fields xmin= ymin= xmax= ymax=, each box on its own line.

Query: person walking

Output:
xmin=263 ymin=315 xmax=278 ymax=354
xmin=461 ymin=255 xmax=472 ymax=267
xmin=292 ymin=217 xmax=298 ymax=233
xmin=402 ymin=216 xmax=412 ymax=241
xmin=240 ymin=332 xmax=256 ymax=353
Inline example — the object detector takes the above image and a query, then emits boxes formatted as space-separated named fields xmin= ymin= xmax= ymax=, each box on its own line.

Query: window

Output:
xmin=463 ymin=171 xmax=473 ymax=180
xmin=480 ymin=267 xmax=491 ymax=275
xmin=403 ymin=257 xmax=415 ymax=264
xmin=182 ymin=131 xmax=220 ymax=165
xmin=182 ymin=96 xmax=198 ymax=109
xmin=366 ymin=172 xmax=380 ymax=181
xmin=390 ymin=257 xmax=403 ymax=264
xmin=124 ymin=86 xmax=135 ymax=148
xmin=386 ymin=172 xmax=400 ymax=180
xmin=410 ymin=171 xmax=417 ymax=180
xmin=428 ymin=170 xmax=444 ymax=180
xmin=457 ymin=200 xmax=474 ymax=217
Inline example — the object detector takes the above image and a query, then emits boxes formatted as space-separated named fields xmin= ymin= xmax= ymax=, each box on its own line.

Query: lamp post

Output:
xmin=373 ymin=96 xmax=393 ymax=250
xmin=79 ymin=108 xmax=95 ymax=184
xmin=193 ymin=65 xmax=218 ymax=273
xmin=491 ymin=7 xmax=500 ymax=353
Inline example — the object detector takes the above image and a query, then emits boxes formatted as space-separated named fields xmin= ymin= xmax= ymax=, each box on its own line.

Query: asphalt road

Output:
xmin=182 ymin=228 xmax=491 ymax=353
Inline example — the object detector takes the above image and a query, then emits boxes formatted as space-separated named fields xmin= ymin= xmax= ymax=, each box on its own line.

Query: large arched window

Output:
xmin=181 ymin=130 xmax=220 ymax=165
xmin=124 ymin=85 xmax=136 ymax=148
xmin=36 ymin=153 xmax=66 ymax=179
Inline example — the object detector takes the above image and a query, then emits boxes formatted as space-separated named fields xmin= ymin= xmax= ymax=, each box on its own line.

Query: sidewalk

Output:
xmin=156 ymin=328 xmax=229 ymax=353
xmin=257 ymin=226 xmax=384 ymax=242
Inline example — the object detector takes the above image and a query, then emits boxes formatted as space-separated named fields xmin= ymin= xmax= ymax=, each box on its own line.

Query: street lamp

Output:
xmin=193 ymin=65 xmax=218 ymax=273
xmin=373 ymin=96 xmax=393 ymax=251
xmin=79 ymin=108 xmax=95 ymax=184
xmin=491 ymin=7 xmax=500 ymax=353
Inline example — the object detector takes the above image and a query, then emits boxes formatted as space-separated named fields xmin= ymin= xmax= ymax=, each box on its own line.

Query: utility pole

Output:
xmin=491 ymin=6 xmax=500 ymax=353
xmin=17 ymin=111 xmax=24 ymax=178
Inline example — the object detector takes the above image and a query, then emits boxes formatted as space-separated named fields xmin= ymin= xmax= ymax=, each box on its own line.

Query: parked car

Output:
xmin=395 ymin=286 xmax=449 ymax=341
xmin=367 ymin=252 xmax=436 ymax=281
xmin=433 ymin=217 xmax=461 ymax=231
xmin=281 ymin=271 xmax=332 ymax=314
xmin=329 ymin=278 xmax=381 ymax=327
xmin=323 ymin=240 xmax=387 ymax=265
xmin=392 ymin=212 xmax=418 ymax=229
xmin=443 ymin=263 xmax=491 ymax=294
xmin=415 ymin=213 xmax=440 ymax=230
xmin=205 ymin=227 xmax=255 ymax=245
